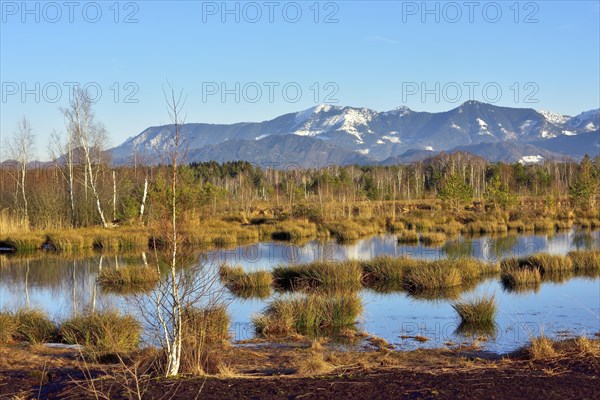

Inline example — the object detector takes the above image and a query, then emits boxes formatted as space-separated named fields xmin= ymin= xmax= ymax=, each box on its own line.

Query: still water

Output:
xmin=1 ymin=228 xmax=599 ymax=353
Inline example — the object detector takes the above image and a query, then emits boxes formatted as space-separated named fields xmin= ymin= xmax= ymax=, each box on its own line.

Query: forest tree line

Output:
xmin=1 ymin=147 xmax=598 ymax=230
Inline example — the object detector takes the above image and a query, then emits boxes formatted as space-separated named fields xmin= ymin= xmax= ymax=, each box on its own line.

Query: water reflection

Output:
xmin=0 ymin=227 xmax=598 ymax=354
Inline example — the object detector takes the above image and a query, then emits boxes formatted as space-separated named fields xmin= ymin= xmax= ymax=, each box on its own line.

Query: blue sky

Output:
xmin=1 ymin=0 xmax=599 ymax=159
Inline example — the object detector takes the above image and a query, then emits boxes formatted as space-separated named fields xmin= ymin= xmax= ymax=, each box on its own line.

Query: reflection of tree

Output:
xmin=442 ymin=239 xmax=474 ymax=259
xmin=572 ymin=231 xmax=593 ymax=251
xmin=488 ymin=235 xmax=518 ymax=260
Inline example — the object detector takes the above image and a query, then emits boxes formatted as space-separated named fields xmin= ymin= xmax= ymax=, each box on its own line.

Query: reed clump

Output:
xmin=0 ymin=312 xmax=18 ymax=343
xmin=264 ymin=219 xmax=317 ymax=241
xmin=272 ymin=261 xmax=362 ymax=290
xmin=60 ymin=310 xmax=141 ymax=356
xmin=419 ymin=232 xmax=447 ymax=246
xmin=219 ymin=264 xmax=273 ymax=288
xmin=402 ymin=261 xmax=462 ymax=292
xmin=501 ymin=253 xmax=574 ymax=283
xmin=253 ymin=293 xmax=363 ymax=337
xmin=396 ymin=230 xmax=419 ymax=244
xmin=360 ymin=256 xmax=412 ymax=289
xmin=97 ymin=265 xmax=160 ymax=292
xmin=180 ymin=305 xmax=231 ymax=375
xmin=295 ymin=351 xmax=334 ymax=375
xmin=567 ymin=250 xmax=600 ymax=272
xmin=500 ymin=266 xmax=542 ymax=291
xmin=14 ymin=309 xmax=58 ymax=343
xmin=452 ymin=294 xmax=496 ymax=325
xmin=219 ymin=264 xmax=273 ymax=296
xmin=529 ymin=336 xmax=557 ymax=359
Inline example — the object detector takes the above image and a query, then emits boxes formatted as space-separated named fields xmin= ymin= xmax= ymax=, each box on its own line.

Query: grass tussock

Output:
xmin=452 ymin=294 xmax=496 ymax=325
xmin=295 ymin=351 xmax=334 ymax=375
xmin=12 ymin=309 xmax=58 ymax=344
xmin=529 ymin=336 xmax=557 ymax=359
xmin=219 ymin=264 xmax=273 ymax=292
xmin=180 ymin=305 xmax=230 ymax=375
xmin=501 ymin=253 xmax=574 ymax=284
xmin=402 ymin=261 xmax=462 ymax=292
xmin=0 ymin=309 xmax=58 ymax=344
xmin=182 ymin=305 xmax=230 ymax=345
xmin=396 ymin=230 xmax=419 ymax=244
xmin=0 ymin=312 xmax=18 ymax=343
xmin=60 ymin=310 xmax=141 ymax=356
xmin=265 ymin=219 xmax=317 ymax=241
xmin=533 ymin=220 xmax=556 ymax=232
xmin=272 ymin=261 xmax=362 ymax=290
xmin=574 ymin=336 xmax=600 ymax=357
xmin=501 ymin=266 xmax=542 ymax=291
xmin=253 ymin=293 xmax=363 ymax=338
xmin=567 ymin=250 xmax=600 ymax=272
xmin=419 ymin=232 xmax=447 ymax=246
xmin=97 ymin=265 xmax=159 ymax=293
xmin=360 ymin=256 xmax=411 ymax=289
xmin=324 ymin=219 xmax=383 ymax=243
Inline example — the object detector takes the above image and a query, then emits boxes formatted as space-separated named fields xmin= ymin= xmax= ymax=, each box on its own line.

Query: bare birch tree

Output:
xmin=50 ymin=127 xmax=77 ymax=227
xmin=6 ymin=117 xmax=35 ymax=225
xmin=61 ymin=88 xmax=109 ymax=228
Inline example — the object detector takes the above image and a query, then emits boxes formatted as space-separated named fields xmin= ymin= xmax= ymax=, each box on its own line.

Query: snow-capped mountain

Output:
xmin=110 ymin=102 xmax=600 ymax=166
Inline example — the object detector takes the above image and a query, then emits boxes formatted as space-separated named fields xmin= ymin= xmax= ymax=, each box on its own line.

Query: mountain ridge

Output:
xmin=110 ymin=101 xmax=600 ymax=166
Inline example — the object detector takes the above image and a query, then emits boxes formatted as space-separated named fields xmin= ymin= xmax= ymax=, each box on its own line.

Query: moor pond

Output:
xmin=1 ymin=227 xmax=599 ymax=354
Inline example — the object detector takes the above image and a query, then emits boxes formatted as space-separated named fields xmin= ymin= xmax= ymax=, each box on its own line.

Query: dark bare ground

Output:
xmin=1 ymin=340 xmax=598 ymax=400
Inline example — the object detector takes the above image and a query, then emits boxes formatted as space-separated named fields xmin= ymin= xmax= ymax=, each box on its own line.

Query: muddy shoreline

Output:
xmin=2 ymin=338 xmax=598 ymax=400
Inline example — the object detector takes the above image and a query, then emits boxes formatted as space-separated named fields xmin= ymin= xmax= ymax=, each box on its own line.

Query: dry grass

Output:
xmin=180 ymin=305 xmax=231 ymax=375
xmin=568 ymin=250 xmax=600 ymax=272
xmin=574 ymin=336 xmax=600 ymax=357
xmin=419 ymin=232 xmax=447 ymax=246
xmin=60 ymin=310 xmax=141 ymax=357
xmin=272 ymin=261 xmax=362 ymax=290
xmin=396 ymin=230 xmax=419 ymax=244
xmin=0 ymin=312 xmax=18 ymax=343
xmin=253 ymin=293 xmax=363 ymax=338
xmin=452 ymin=294 xmax=496 ymax=325
xmin=295 ymin=351 xmax=334 ymax=375
xmin=97 ymin=265 xmax=160 ymax=293
xmin=219 ymin=264 xmax=273 ymax=291
xmin=501 ymin=265 xmax=542 ymax=290
xmin=12 ymin=309 xmax=58 ymax=344
xmin=529 ymin=336 xmax=557 ymax=359
xmin=402 ymin=261 xmax=463 ymax=292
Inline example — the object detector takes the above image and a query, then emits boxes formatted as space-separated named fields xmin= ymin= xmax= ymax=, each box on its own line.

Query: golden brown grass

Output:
xmin=97 ymin=265 xmax=160 ymax=293
xmin=529 ymin=336 xmax=557 ymax=359
xmin=295 ymin=351 xmax=334 ymax=375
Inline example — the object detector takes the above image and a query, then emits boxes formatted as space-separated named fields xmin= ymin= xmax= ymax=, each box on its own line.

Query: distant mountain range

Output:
xmin=111 ymin=101 xmax=599 ymax=167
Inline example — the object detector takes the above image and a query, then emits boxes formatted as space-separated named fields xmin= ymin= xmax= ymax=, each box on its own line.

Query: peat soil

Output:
xmin=1 ymin=341 xmax=598 ymax=400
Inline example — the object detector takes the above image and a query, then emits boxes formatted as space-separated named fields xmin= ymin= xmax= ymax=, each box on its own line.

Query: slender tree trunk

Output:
xmin=113 ymin=170 xmax=117 ymax=222
xmin=139 ymin=172 xmax=149 ymax=222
